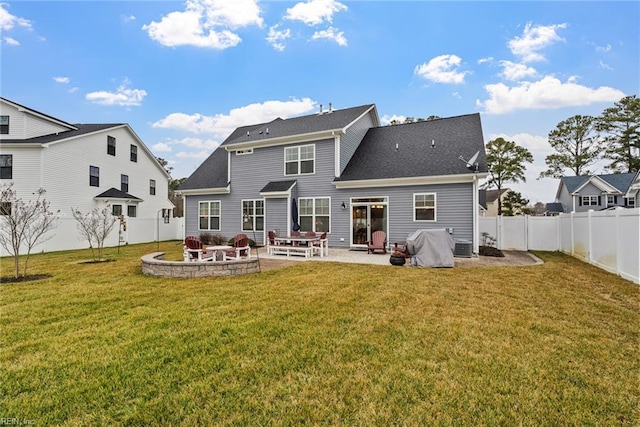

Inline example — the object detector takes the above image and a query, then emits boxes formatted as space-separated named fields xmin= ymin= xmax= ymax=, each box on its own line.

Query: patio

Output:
xmin=257 ymin=246 xmax=542 ymax=271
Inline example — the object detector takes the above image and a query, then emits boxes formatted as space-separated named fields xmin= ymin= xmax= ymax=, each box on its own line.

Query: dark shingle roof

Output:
xmin=260 ymin=180 xmax=297 ymax=193
xmin=562 ymin=173 xmax=636 ymax=194
xmin=545 ymin=202 xmax=565 ymax=213
xmin=486 ymin=188 xmax=510 ymax=203
xmin=178 ymin=147 xmax=229 ymax=190
xmin=1 ymin=124 xmax=124 ymax=145
xmin=336 ymin=114 xmax=487 ymax=181
xmin=221 ymin=104 xmax=375 ymax=146
xmin=95 ymin=187 xmax=142 ymax=201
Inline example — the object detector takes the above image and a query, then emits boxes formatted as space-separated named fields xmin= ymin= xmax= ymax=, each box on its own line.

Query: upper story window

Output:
xmin=581 ymin=195 xmax=599 ymax=206
xmin=199 ymin=201 xmax=221 ymax=231
xmin=0 ymin=154 xmax=12 ymax=179
xmin=130 ymin=145 xmax=137 ymax=162
xmin=242 ymin=200 xmax=264 ymax=232
xmin=285 ymin=144 xmax=315 ymax=175
xmin=89 ymin=166 xmax=99 ymax=187
xmin=121 ymin=174 xmax=129 ymax=193
xmin=414 ymin=193 xmax=436 ymax=221
xmin=299 ymin=197 xmax=330 ymax=233
xmin=150 ymin=179 xmax=156 ymax=195
xmin=107 ymin=136 xmax=116 ymax=156
xmin=0 ymin=116 xmax=9 ymax=134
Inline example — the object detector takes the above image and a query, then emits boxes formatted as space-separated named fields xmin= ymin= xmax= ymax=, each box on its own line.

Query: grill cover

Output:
xmin=406 ymin=229 xmax=455 ymax=268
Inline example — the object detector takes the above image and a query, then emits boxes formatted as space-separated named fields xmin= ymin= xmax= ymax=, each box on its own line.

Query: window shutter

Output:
xmin=578 ymin=196 xmax=582 ymax=206
xmin=598 ymin=196 xmax=601 ymax=206
xmin=614 ymin=196 xmax=618 ymax=204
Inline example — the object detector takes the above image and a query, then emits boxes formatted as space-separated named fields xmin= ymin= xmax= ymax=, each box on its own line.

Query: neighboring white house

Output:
xmin=0 ymin=97 xmax=175 ymax=254
xmin=483 ymin=188 xmax=511 ymax=216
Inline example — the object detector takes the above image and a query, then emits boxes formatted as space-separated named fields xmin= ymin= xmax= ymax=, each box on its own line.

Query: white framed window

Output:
xmin=299 ymin=197 xmax=330 ymax=233
xmin=242 ymin=200 xmax=264 ymax=231
xmin=236 ymin=149 xmax=253 ymax=155
xmin=150 ymin=179 xmax=156 ymax=195
xmin=112 ymin=204 xmax=122 ymax=216
xmin=0 ymin=116 xmax=9 ymax=134
xmin=285 ymin=145 xmax=315 ymax=176
xmin=625 ymin=197 xmax=635 ymax=208
xmin=581 ymin=195 xmax=599 ymax=206
xmin=414 ymin=193 xmax=436 ymax=221
xmin=127 ymin=205 xmax=137 ymax=217
xmin=121 ymin=174 xmax=129 ymax=193
xmin=606 ymin=195 xmax=615 ymax=205
xmin=0 ymin=154 xmax=12 ymax=179
xmin=199 ymin=201 xmax=221 ymax=231
xmin=107 ymin=136 xmax=116 ymax=156
xmin=89 ymin=165 xmax=99 ymax=187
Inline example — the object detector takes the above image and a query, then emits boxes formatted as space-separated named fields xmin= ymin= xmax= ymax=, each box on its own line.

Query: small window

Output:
xmin=107 ymin=136 xmax=116 ymax=156
xmin=242 ymin=200 xmax=265 ymax=232
xmin=236 ymin=149 xmax=253 ymax=155
xmin=150 ymin=179 xmax=156 ymax=195
xmin=625 ymin=197 xmax=636 ymax=208
xmin=199 ymin=201 xmax=221 ymax=231
xmin=112 ymin=204 xmax=122 ymax=216
xmin=285 ymin=145 xmax=315 ymax=176
xmin=606 ymin=195 xmax=615 ymax=205
xmin=0 ymin=202 xmax=11 ymax=215
xmin=130 ymin=145 xmax=137 ymax=162
xmin=414 ymin=193 xmax=436 ymax=221
xmin=89 ymin=166 xmax=99 ymax=187
xmin=299 ymin=197 xmax=330 ymax=233
xmin=0 ymin=154 xmax=12 ymax=179
xmin=121 ymin=174 xmax=129 ymax=193
xmin=581 ymin=195 xmax=599 ymax=206
xmin=0 ymin=116 xmax=9 ymax=134
xmin=127 ymin=205 xmax=137 ymax=217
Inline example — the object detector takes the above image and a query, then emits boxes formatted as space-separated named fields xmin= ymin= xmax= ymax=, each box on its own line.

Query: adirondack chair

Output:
xmin=184 ymin=236 xmax=214 ymax=261
xmin=226 ymin=234 xmax=251 ymax=260
xmin=367 ymin=230 xmax=387 ymax=254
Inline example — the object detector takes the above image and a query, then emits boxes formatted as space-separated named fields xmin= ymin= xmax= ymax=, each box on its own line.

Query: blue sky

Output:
xmin=1 ymin=0 xmax=638 ymax=203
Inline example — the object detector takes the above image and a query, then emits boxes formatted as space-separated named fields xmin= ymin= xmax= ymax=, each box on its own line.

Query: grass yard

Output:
xmin=1 ymin=242 xmax=638 ymax=425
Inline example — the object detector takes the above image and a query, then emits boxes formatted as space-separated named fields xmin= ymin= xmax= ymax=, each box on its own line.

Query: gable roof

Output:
xmin=336 ymin=113 xmax=488 ymax=182
xmin=221 ymin=104 xmax=377 ymax=147
xmin=95 ymin=187 xmax=142 ymax=201
xmin=0 ymin=97 xmax=76 ymax=130
xmin=560 ymin=173 xmax=636 ymax=195
xmin=545 ymin=202 xmax=565 ymax=214
xmin=0 ymin=123 xmax=123 ymax=145
xmin=486 ymin=188 xmax=510 ymax=203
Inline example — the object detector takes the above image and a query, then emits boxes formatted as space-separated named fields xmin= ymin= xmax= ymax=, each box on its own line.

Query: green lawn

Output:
xmin=1 ymin=242 xmax=638 ymax=425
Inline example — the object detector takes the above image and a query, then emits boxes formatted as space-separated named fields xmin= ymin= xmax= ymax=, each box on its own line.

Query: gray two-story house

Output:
xmin=179 ymin=104 xmax=488 ymax=252
xmin=554 ymin=173 xmax=637 ymax=213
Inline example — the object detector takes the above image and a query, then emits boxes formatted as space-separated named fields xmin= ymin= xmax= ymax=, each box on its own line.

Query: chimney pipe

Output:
xmin=329 ymin=102 xmax=332 ymax=112
xmin=319 ymin=104 xmax=323 ymax=114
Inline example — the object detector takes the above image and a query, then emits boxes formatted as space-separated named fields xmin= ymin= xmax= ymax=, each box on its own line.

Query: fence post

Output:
xmin=570 ymin=212 xmax=575 ymax=256
xmin=616 ymin=208 xmax=622 ymax=277
xmin=588 ymin=210 xmax=593 ymax=264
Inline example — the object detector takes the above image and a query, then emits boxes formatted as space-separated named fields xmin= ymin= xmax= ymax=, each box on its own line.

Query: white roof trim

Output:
xmin=224 ymin=129 xmax=342 ymax=150
xmin=334 ymin=172 xmax=487 ymax=189
xmin=179 ymin=186 xmax=230 ymax=196
xmin=341 ymin=105 xmax=379 ymax=132
xmin=1 ymin=98 xmax=77 ymax=131
xmin=572 ymin=175 xmax=620 ymax=195
xmin=625 ymin=172 xmax=640 ymax=197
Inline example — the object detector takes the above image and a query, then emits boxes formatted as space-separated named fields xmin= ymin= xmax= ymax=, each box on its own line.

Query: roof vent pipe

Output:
xmin=319 ymin=104 xmax=323 ymax=114
xmin=329 ymin=102 xmax=332 ymax=112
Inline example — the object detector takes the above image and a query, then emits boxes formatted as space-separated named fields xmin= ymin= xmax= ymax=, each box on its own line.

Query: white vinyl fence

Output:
xmin=0 ymin=216 xmax=184 ymax=257
xmin=480 ymin=208 xmax=639 ymax=284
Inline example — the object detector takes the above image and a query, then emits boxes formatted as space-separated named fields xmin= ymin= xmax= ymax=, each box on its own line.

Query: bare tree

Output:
xmin=71 ymin=203 xmax=117 ymax=260
xmin=0 ymin=183 xmax=59 ymax=279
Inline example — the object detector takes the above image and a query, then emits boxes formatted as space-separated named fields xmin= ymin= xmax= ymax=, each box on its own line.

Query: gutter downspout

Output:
xmin=473 ymin=174 xmax=479 ymax=254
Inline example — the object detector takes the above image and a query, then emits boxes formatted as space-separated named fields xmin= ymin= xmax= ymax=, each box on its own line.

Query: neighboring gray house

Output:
xmin=179 ymin=104 xmax=488 ymax=252
xmin=625 ymin=171 xmax=640 ymax=207
xmin=554 ymin=173 xmax=637 ymax=213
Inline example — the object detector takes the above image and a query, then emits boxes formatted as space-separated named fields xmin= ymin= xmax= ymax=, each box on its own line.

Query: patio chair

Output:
xmin=367 ymin=230 xmax=387 ymax=254
xmin=226 ymin=234 xmax=251 ymax=260
xmin=184 ymin=236 xmax=214 ymax=261
xmin=267 ymin=230 xmax=279 ymax=254
xmin=290 ymin=230 xmax=301 ymax=245
xmin=301 ymin=230 xmax=316 ymax=246
xmin=312 ymin=232 xmax=327 ymax=256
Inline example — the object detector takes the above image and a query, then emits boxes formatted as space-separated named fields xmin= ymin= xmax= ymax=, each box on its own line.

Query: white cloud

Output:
xmin=85 ymin=78 xmax=147 ymax=107
xmin=595 ymin=43 xmax=612 ymax=53
xmin=152 ymin=142 xmax=172 ymax=152
xmin=499 ymin=60 xmax=537 ymax=81
xmin=68 ymin=87 xmax=79 ymax=94
xmin=153 ymin=98 xmax=317 ymax=138
xmin=0 ymin=4 xmax=32 ymax=31
xmin=478 ymin=57 xmax=493 ymax=64
xmin=123 ymin=15 xmax=136 ymax=23
xmin=285 ymin=0 xmax=347 ymax=26
xmin=508 ymin=22 xmax=567 ymax=62
xmin=380 ymin=114 xmax=407 ymax=126
xmin=3 ymin=36 xmax=19 ymax=46
xmin=414 ymin=54 xmax=469 ymax=84
xmin=266 ymin=24 xmax=291 ymax=51
xmin=311 ymin=26 xmax=347 ymax=46
xmin=53 ymin=76 xmax=70 ymax=84
xmin=477 ymin=75 xmax=625 ymax=114
xmin=142 ymin=0 xmax=263 ymax=49
xmin=598 ymin=60 xmax=613 ymax=71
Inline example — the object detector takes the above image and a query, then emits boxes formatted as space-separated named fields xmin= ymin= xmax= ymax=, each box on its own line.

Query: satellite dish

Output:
xmin=458 ymin=150 xmax=480 ymax=171
xmin=466 ymin=151 xmax=479 ymax=170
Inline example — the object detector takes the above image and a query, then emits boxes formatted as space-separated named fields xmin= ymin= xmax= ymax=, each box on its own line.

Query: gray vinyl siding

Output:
xmin=557 ymin=184 xmax=572 ymax=212
xmin=339 ymin=110 xmax=375 ymax=175
xmin=184 ymin=139 xmax=476 ymax=248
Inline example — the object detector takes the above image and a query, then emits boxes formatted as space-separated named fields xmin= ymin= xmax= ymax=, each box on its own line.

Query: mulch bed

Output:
xmin=478 ymin=245 xmax=505 ymax=257
xmin=1 ymin=274 xmax=52 ymax=284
